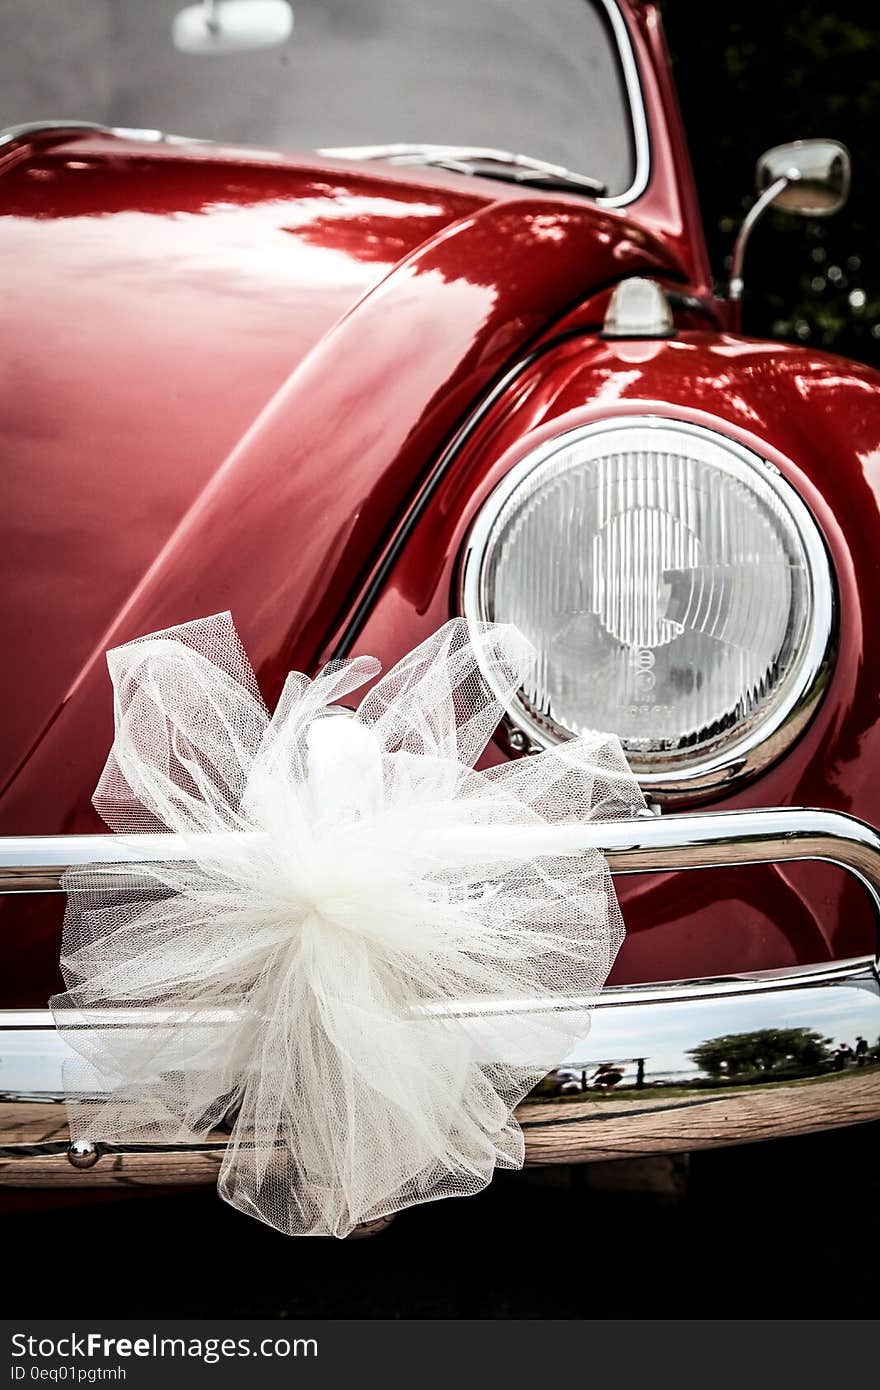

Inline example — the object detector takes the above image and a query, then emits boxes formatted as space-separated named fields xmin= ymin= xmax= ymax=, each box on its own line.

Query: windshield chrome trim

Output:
xmin=598 ymin=0 xmax=650 ymax=208
xmin=0 ymin=121 xmax=192 ymax=151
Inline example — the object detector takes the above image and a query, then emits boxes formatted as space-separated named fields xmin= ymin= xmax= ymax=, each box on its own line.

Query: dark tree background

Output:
xmin=662 ymin=0 xmax=879 ymax=364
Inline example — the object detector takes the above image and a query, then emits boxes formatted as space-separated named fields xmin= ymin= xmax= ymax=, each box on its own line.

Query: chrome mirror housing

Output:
xmin=756 ymin=138 xmax=851 ymax=217
xmin=729 ymin=138 xmax=852 ymax=303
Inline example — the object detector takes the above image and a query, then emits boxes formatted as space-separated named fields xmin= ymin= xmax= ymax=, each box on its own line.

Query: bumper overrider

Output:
xmin=1 ymin=807 xmax=879 ymax=1188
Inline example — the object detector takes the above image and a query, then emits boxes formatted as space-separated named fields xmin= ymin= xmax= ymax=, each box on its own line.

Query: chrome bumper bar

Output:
xmin=2 ymin=807 xmax=879 ymax=1187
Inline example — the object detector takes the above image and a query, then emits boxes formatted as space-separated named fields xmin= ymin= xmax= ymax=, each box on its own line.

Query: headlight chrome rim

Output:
xmin=460 ymin=415 xmax=836 ymax=799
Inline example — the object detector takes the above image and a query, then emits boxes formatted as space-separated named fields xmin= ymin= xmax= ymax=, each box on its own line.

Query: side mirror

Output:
xmin=729 ymin=138 xmax=852 ymax=303
xmin=756 ymin=139 xmax=851 ymax=217
xmin=173 ymin=0 xmax=294 ymax=55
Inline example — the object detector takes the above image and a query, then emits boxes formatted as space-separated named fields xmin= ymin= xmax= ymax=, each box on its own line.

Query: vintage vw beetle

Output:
xmin=2 ymin=0 xmax=879 ymax=1212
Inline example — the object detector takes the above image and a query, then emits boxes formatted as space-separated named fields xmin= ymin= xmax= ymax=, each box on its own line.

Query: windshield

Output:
xmin=0 ymin=0 xmax=638 ymax=200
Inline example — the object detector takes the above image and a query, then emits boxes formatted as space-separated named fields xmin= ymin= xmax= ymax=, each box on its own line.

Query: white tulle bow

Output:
xmin=51 ymin=614 xmax=644 ymax=1237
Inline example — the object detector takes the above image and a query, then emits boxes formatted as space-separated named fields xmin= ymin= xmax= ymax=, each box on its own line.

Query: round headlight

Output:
xmin=461 ymin=417 xmax=834 ymax=794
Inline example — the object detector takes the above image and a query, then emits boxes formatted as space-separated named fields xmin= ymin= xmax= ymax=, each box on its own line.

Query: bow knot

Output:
xmin=52 ymin=613 xmax=644 ymax=1237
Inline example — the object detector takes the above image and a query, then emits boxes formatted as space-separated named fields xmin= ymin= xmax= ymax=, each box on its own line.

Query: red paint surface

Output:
xmin=0 ymin=130 xmax=483 ymax=797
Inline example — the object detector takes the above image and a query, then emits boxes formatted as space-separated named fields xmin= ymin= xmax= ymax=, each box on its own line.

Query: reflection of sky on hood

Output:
xmin=562 ymin=978 xmax=880 ymax=1082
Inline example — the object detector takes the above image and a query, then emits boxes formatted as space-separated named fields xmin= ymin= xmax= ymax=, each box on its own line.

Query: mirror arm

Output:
xmin=728 ymin=175 xmax=790 ymax=301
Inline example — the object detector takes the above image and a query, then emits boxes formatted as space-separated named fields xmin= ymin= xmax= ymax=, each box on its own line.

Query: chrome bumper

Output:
xmin=2 ymin=807 xmax=879 ymax=1187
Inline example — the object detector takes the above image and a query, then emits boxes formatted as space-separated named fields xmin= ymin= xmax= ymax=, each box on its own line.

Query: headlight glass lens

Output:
xmin=463 ymin=419 xmax=833 ymax=790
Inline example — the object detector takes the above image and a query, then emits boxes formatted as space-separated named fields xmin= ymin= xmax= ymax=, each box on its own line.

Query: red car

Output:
xmin=2 ymin=0 xmax=878 ymax=1215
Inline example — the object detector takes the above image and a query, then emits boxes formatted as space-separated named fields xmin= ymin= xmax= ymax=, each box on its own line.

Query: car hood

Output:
xmin=0 ymin=129 xmax=681 ymax=850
